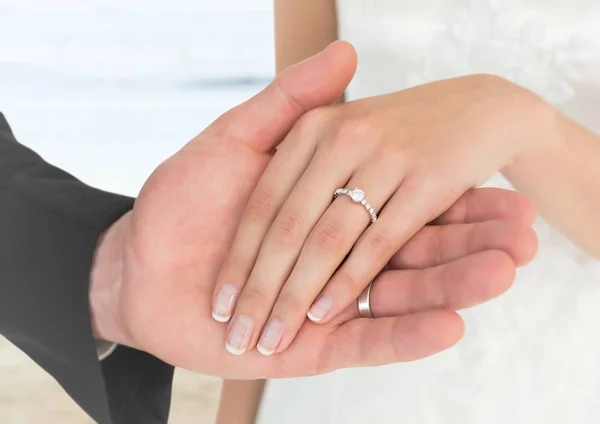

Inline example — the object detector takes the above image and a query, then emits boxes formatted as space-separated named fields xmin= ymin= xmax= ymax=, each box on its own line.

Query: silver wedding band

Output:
xmin=357 ymin=281 xmax=374 ymax=318
xmin=333 ymin=188 xmax=378 ymax=224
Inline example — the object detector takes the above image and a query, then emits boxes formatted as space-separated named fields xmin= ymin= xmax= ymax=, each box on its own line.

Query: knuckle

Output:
xmin=432 ymin=227 xmax=445 ymax=266
xmin=224 ymin=250 xmax=250 ymax=272
xmin=384 ymin=147 xmax=409 ymax=171
xmin=247 ymin=189 xmax=277 ymax=222
xmin=296 ymin=108 xmax=330 ymax=135
xmin=405 ymin=164 xmax=432 ymax=187
xmin=240 ymin=285 xmax=270 ymax=307
xmin=272 ymin=77 xmax=304 ymax=114
xmin=271 ymin=208 xmax=305 ymax=246
xmin=338 ymin=118 xmax=375 ymax=138
xmin=312 ymin=219 xmax=347 ymax=252
xmin=404 ymin=169 xmax=443 ymax=201
xmin=334 ymin=268 xmax=362 ymax=292
xmin=274 ymin=292 xmax=304 ymax=317
xmin=363 ymin=229 xmax=393 ymax=257
xmin=330 ymin=118 xmax=376 ymax=149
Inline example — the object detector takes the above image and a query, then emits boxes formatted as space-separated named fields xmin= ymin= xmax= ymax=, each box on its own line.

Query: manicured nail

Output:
xmin=212 ymin=284 xmax=238 ymax=322
xmin=257 ymin=318 xmax=284 ymax=356
xmin=307 ymin=295 xmax=333 ymax=322
xmin=226 ymin=315 xmax=254 ymax=355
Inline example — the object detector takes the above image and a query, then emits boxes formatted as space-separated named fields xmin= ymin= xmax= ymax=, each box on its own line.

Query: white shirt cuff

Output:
xmin=96 ymin=339 xmax=118 ymax=361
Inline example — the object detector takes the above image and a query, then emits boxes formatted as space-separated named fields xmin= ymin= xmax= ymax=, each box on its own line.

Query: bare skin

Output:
xmin=214 ymin=184 xmax=537 ymax=423
xmin=217 ymin=1 xmax=600 ymax=422
xmin=217 ymin=5 xmax=342 ymax=420
xmin=85 ymin=43 xmax=535 ymax=423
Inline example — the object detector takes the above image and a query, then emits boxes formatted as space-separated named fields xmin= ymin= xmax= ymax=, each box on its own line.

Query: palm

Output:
xmin=121 ymin=133 xmax=273 ymax=368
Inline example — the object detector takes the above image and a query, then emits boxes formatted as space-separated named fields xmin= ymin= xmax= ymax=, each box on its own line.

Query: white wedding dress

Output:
xmin=257 ymin=1 xmax=600 ymax=423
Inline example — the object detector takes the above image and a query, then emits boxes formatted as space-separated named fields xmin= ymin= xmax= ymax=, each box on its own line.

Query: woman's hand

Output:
xmin=213 ymin=73 xmax=547 ymax=356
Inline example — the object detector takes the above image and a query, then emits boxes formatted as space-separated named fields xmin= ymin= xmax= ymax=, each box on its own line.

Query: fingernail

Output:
xmin=257 ymin=318 xmax=284 ymax=356
xmin=212 ymin=284 xmax=238 ymax=322
xmin=307 ymin=295 xmax=333 ymax=322
xmin=226 ymin=315 xmax=254 ymax=355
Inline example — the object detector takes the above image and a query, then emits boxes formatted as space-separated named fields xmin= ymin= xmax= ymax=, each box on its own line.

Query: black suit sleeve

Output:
xmin=0 ymin=112 xmax=174 ymax=424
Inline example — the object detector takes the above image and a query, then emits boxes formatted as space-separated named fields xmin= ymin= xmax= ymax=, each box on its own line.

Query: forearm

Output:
xmin=0 ymin=112 xmax=174 ymax=423
xmin=503 ymin=106 xmax=600 ymax=258
xmin=274 ymin=0 xmax=344 ymax=108
xmin=274 ymin=0 xmax=339 ymax=74
xmin=216 ymin=379 xmax=265 ymax=424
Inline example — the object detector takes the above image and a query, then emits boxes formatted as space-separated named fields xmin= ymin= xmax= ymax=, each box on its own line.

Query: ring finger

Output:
xmin=212 ymin=114 xmax=350 ymax=323
xmin=334 ymin=249 xmax=517 ymax=324
xmin=254 ymin=157 xmax=404 ymax=355
xmin=220 ymin=124 xmax=375 ymax=353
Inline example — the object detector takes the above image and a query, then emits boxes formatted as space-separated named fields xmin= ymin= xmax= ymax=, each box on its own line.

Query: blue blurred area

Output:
xmin=0 ymin=0 xmax=274 ymax=195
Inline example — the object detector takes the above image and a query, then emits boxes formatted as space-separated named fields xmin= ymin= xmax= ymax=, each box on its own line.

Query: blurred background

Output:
xmin=0 ymin=0 xmax=274 ymax=422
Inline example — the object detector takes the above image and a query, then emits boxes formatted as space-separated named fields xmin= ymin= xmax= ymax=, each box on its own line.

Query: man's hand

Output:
xmin=88 ymin=42 xmax=537 ymax=379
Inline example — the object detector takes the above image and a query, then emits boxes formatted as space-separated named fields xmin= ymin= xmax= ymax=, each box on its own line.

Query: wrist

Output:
xmin=501 ymin=88 xmax=564 ymax=181
xmin=89 ymin=211 xmax=131 ymax=346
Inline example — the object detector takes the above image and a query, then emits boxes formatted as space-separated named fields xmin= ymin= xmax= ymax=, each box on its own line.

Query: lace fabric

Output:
xmin=258 ymin=2 xmax=600 ymax=423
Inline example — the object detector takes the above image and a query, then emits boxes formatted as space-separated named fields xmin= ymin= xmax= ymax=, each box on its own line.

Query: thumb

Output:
xmin=206 ymin=40 xmax=357 ymax=152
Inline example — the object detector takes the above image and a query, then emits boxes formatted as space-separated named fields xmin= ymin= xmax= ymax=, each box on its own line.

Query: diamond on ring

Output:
xmin=333 ymin=187 xmax=378 ymax=224
xmin=350 ymin=189 xmax=365 ymax=203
